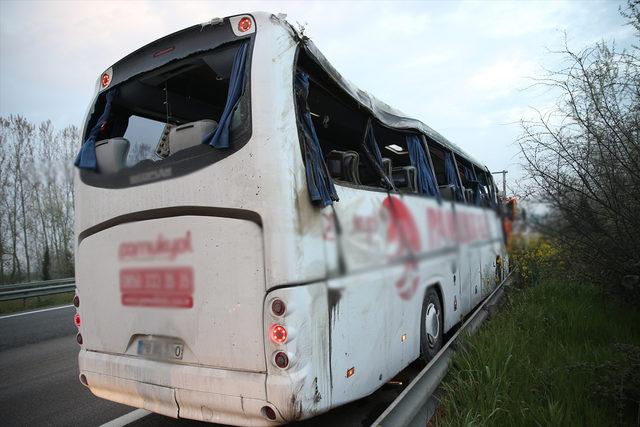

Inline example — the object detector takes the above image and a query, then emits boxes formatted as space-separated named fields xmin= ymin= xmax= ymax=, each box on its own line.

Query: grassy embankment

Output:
xmin=0 ymin=292 xmax=74 ymax=315
xmin=434 ymin=240 xmax=640 ymax=426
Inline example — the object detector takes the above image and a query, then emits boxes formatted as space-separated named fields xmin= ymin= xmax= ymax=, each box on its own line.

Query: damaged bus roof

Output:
xmin=286 ymin=20 xmax=488 ymax=171
xmin=100 ymin=12 xmax=488 ymax=172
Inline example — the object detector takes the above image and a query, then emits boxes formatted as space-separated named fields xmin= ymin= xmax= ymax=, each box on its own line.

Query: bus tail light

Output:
xmin=238 ymin=17 xmax=252 ymax=32
xmin=271 ymin=298 xmax=286 ymax=316
xmin=73 ymin=294 xmax=80 ymax=308
xmin=260 ymin=406 xmax=276 ymax=421
xmin=74 ymin=313 xmax=81 ymax=328
xmin=270 ymin=324 xmax=287 ymax=344
xmin=76 ymin=333 xmax=83 ymax=345
xmin=274 ymin=351 xmax=289 ymax=369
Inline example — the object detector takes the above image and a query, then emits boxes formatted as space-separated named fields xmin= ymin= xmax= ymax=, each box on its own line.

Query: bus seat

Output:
xmin=169 ymin=119 xmax=217 ymax=154
xmin=392 ymin=166 xmax=417 ymax=193
xmin=465 ymin=188 xmax=474 ymax=203
xmin=327 ymin=150 xmax=360 ymax=184
xmin=95 ymin=138 xmax=130 ymax=174
xmin=439 ymin=184 xmax=455 ymax=201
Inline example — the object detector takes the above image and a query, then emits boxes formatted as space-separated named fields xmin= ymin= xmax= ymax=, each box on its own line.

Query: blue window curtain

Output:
xmin=295 ymin=71 xmax=338 ymax=207
xmin=74 ymin=89 xmax=117 ymax=170
xmin=203 ymin=41 xmax=250 ymax=149
xmin=444 ymin=152 xmax=464 ymax=202
xmin=463 ymin=166 xmax=482 ymax=206
xmin=365 ymin=120 xmax=384 ymax=168
xmin=406 ymin=135 xmax=440 ymax=198
xmin=478 ymin=172 xmax=494 ymax=207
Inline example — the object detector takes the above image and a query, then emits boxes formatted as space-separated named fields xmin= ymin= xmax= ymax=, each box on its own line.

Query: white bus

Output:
xmin=73 ymin=12 xmax=507 ymax=426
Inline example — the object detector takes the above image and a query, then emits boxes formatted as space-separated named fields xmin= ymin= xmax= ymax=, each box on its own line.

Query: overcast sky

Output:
xmin=0 ymin=0 xmax=634 ymax=188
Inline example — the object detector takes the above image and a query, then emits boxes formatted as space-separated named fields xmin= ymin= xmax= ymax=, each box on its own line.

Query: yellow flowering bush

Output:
xmin=510 ymin=236 xmax=558 ymax=287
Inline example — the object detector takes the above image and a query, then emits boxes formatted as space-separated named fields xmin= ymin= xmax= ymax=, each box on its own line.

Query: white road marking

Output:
xmin=100 ymin=409 xmax=150 ymax=427
xmin=0 ymin=304 xmax=74 ymax=320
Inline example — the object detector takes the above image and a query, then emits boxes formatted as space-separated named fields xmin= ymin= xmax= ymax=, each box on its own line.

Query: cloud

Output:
xmin=466 ymin=54 xmax=538 ymax=100
xmin=0 ymin=0 xmax=633 ymax=187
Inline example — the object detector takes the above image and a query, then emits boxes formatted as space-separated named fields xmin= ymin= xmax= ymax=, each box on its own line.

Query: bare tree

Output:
xmin=0 ymin=116 xmax=77 ymax=283
xmin=519 ymin=1 xmax=640 ymax=299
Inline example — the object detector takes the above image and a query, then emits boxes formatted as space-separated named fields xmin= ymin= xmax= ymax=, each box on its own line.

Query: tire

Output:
xmin=420 ymin=287 xmax=443 ymax=363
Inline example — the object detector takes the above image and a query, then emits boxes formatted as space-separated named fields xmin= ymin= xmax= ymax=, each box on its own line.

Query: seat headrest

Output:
xmin=438 ymin=184 xmax=455 ymax=201
xmin=327 ymin=150 xmax=360 ymax=184
xmin=95 ymin=138 xmax=130 ymax=174
xmin=169 ymin=119 xmax=217 ymax=155
xmin=392 ymin=166 xmax=417 ymax=193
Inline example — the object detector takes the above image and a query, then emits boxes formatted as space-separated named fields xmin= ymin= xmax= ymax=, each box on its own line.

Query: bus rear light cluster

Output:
xmin=73 ymin=294 xmax=80 ymax=308
xmin=271 ymin=298 xmax=286 ymax=316
xmin=238 ymin=17 xmax=252 ymax=32
xmin=74 ymin=313 xmax=81 ymax=328
xmin=76 ymin=333 xmax=83 ymax=345
xmin=270 ymin=324 xmax=288 ymax=344
xmin=274 ymin=351 xmax=289 ymax=369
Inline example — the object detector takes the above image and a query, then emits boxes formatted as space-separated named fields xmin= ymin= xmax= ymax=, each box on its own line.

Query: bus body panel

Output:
xmin=77 ymin=215 xmax=266 ymax=371
xmin=79 ymin=350 xmax=273 ymax=425
xmin=315 ymin=185 xmax=503 ymax=408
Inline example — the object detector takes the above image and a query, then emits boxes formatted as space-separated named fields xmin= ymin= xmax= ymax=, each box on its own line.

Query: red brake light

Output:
xmin=274 ymin=351 xmax=289 ymax=369
xmin=74 ymin=313 xmax=81 ymax=328
xmin=238 ymin=17 xmax=252 ymax=32
xmin=271 ymin=298 xmax=286 ymax=316
xmin=101 ymin=73 xmax=110 ymax=88
xmin=270 ymin=324 xmax=287 ymax=344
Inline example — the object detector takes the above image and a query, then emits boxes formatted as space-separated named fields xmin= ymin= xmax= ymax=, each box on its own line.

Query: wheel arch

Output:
xmin=421 ymin=277 xmax=456 ymax=335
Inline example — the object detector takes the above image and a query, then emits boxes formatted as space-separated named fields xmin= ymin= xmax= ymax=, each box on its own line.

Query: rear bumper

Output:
xmin=79 ymin=350 xmax=282 ymax=426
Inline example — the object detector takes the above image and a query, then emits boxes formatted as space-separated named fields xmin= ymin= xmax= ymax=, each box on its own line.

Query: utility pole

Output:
xmin=491 ymin=170 xmax=508 ymax=198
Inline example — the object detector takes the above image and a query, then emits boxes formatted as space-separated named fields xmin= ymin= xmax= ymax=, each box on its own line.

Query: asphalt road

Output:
xmin=0 ymin=306 xmax=132 ymax=426
xmin=0 ymin=305 xmax=407 ymax=427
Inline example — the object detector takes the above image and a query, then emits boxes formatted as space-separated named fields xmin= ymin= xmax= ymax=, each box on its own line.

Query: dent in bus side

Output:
xmin=264 ymin=283 xmax=332 ymax=421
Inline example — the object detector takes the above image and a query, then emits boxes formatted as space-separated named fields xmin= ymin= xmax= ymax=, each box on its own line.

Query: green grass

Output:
xmin=0 ymin=292 xmax=75 ymax=315
xmin=434 ymin=275 xmax=640 ymax=426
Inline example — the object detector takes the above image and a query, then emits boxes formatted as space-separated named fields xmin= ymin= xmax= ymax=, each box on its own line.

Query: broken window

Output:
xmin=77 ymin=40 xmax=253 ymax=188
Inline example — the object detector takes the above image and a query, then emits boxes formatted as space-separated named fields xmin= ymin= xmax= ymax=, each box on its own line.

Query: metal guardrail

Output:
xmin=372 ymin=272 xmax=511 ymax=427
xmin=0 ymin=277 xmax=75 ymax=301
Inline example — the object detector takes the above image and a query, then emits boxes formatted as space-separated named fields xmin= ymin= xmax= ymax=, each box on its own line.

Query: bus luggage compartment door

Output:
xmin=76 ymin=215 xmax=266 ymax=372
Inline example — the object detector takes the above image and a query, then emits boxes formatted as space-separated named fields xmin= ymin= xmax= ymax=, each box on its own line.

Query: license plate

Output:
xmin=136 ymin=338 xmax=184 ymax=360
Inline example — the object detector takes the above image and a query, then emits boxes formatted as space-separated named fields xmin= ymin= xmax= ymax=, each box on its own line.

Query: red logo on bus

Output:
xmin=120 ymin=267 xmax=194 ymax=308
xmin=383 ymin=196 xmax=421 ymax=300
xmin=118 ymin=231 xmax=193 ymax=261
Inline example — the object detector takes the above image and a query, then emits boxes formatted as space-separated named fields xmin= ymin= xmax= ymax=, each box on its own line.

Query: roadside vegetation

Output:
xmin=435 ymin=4 xmax=640 ymax=422
xmin=434 ymin=238 xmax=640 ymax=426
xmin=0 ymin=291 xmax=74 ymax=315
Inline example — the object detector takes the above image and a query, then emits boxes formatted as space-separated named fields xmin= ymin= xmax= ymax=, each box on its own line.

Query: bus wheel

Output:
xmin=420 ymin=287 xmax=443 ymax=363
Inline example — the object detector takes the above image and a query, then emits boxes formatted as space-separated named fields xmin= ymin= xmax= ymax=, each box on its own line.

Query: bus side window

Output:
xmin=363 ymin=122 xmax=417 ymax=192
xmin=426 ymin=144 xmax=454 ymax=201
xmin=296 ymin=52 xmax=378 ymax=190
xmin=457 ymin=158 xmax=473 ymax=204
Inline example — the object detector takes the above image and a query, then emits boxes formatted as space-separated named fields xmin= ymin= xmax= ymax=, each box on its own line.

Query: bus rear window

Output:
xmin=80 ymin=41 xmax=252 ymax=188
